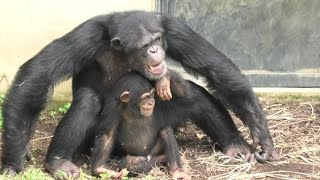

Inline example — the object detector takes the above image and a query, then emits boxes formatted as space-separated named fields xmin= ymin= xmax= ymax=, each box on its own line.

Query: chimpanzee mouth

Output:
xmin=141 ymin=106 xmax=154 ymax=117
xmin=142 ymin=107 xmax=153 ymax=112
xmin=147 ymin=62 xmax=166 ymax=75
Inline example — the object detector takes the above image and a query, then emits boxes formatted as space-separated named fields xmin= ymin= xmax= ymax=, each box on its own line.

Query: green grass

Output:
xmin=1 ymin=167 xmax=53 ymax=180
xmin=0 ymin=95 xmax=71 ymax=128
xmin=0 ymin=94 xmax=4 ymax=104
xmin=58 ymin=102 xmax=71 ymax=114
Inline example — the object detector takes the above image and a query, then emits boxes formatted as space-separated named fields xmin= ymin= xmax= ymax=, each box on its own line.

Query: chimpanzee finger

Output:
xmin=157 ymin=88 xmax=161 ymax=98
xmin=254 ymin=151 xmax=269 ymax=163
xmin=157 ymin=89 xmax=163 ymax=100
xmin=114 ymin=172 xmax=123 ymax=179
xmin=268 ymin=150 xmax=280 ymax=161
xmin=166 ymin=84 xmax=172 ymax=100
xmin=163 ymin=89 xmax=170 ymax=101
xmin=159 ymin=87 xmax=170 ymax=101
xmin=1 ymin=167 xmax=17 ymax=177
xmin=109 ymin=171 xmax=122 ymax=179
xmin=162 ymin=90 xmax=167 ymax=101
xmin=160 ymin=89 xmax=167 ymax=101
xmin=70 ymin=169 xmax=80 ymax=180
xmin=243 ymin=153 xmax=254 ymax=163
xmin=119 ymin=169 xmax=129 ymax=179
xmin=54 ymin=170 xmax=79 ymax=180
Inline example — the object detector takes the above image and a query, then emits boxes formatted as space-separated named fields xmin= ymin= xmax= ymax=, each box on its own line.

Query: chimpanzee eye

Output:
xmin=96 ymin=133 xmax=102 ymax=139
xmin=142 ymin=44 xmax=149 ymax=49
xmin=155 ymin=37 xmax=161 ymax=42
xmin=141 ymin=97 xmax=148 ymax=104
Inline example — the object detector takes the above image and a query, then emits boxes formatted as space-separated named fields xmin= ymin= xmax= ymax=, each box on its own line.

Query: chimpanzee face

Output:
xmin=138 ymin=88 xmax=155 ymax=117
xmin=110 ymin=21 xmax=168 ymax=80
xmin=120 ymin=88 xmax=155 ymax=117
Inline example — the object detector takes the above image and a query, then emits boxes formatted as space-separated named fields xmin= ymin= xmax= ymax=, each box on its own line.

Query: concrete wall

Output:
xmin=0 ymin=0 xmax=155 ymax=95
xmin=159 ymin=0 xmax=320 ymax=87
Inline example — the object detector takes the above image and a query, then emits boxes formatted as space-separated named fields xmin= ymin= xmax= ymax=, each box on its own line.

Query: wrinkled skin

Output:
xmin=252 ymin=134 xmax=280 ymax=163
xmin=156 ymin=74 xmax=172 ymax=101
xmin=171 ymin=170 xmax=191 ymax=180
xmin=224 ymin=143 xmax=254 ymax=163
xmin=45 ymin=159 xmax=80 ymax=180
xmin=93 ymin=166 xmax=128 ymax=179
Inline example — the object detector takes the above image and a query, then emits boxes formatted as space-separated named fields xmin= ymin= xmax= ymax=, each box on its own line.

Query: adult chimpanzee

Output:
xmin=90 ymin=71 xmax=190 ymax=180
xmin=1 ymin=10 xmax=279 ymax=176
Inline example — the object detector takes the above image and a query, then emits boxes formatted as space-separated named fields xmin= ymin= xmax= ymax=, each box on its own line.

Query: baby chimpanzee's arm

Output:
xmin=160 ymin=127 xmax=190 ymax=180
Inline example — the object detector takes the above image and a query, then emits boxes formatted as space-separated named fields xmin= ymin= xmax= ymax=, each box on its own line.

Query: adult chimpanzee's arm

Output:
xmin=45 ymin=88 xmax=102 ymax=179
xmin=161 ymin=15 xmax=279 ymax=162
xmin=1 ymin=16 xmax=110 ymax=173
xmin=155 ymin=69 xmax=192 ymax=102
xmin=187 ymin=81 xmax=253 ymax=161
xmin=167 ymin=69 xmax=191 ymax=98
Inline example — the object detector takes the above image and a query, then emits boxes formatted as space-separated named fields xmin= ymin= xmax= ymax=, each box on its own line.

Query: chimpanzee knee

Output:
xmin=159 ymin=128 xmax=174 ymax=138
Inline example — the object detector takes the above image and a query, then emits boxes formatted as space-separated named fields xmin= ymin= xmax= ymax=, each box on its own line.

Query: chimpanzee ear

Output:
xmin=120 ymin=91 xmax=130 ymax=103
xmin=110 ymin=37 xmax=122 ymax=51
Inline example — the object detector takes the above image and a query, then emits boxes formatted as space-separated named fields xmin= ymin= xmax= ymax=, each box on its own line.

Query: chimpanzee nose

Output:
xmin=149 ymin=46 xmax=158 ymax=53
xmin=147 ymin=98 xmax=155 ymax=105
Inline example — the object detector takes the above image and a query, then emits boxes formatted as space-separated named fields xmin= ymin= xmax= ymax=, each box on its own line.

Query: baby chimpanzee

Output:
xmin=91 ymin=69 xmax=252 ymax=180
xmin=91 ymin=71 xmax=190 ymax=180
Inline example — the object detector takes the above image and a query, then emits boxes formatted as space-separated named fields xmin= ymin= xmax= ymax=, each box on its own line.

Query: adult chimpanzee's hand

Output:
xmin=156 ymin=75 xmax=172 ymax=101
xmin=252 ymin=134 xmax=280 ymax=163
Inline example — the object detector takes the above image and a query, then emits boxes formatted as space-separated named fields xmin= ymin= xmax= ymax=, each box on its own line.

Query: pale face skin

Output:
xmin=139 ymin=88 xmax=155 ymax=117
xmin=120 ymin=88 xmax=155 ymax=117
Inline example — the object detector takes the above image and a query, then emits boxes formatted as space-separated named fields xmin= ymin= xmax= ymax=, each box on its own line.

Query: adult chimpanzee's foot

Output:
xmin=45 ymin=159 xmax=80 ymax=180
xmin=1 ymin=166 xmax=18 ymax=177
xmin=224 ymin=138 xmax=254 ymax=162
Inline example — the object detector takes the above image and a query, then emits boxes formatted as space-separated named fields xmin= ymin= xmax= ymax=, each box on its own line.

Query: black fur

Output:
xmin=91 ymin=70 xmax=248 ymax=175
xmin=1 ymin=11 xmax=276 ymax=173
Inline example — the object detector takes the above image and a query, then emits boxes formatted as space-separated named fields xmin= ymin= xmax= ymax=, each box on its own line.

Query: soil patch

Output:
xmin=1 ymin=99 xmax=319 ymax=179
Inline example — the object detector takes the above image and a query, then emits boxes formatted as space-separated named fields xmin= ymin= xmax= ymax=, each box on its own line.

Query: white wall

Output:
xmin=0 ymin=0 xmax=155 ymax=96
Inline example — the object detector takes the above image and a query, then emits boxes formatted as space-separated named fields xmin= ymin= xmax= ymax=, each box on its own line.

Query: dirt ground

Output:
xmin=1 ymin=95 xmax=320 ymax=179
